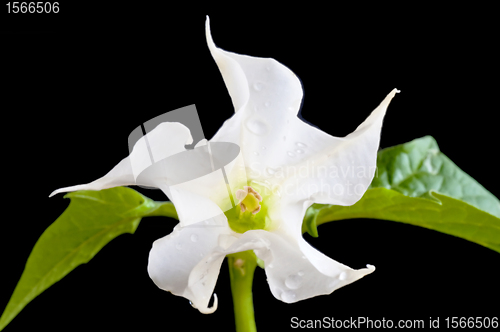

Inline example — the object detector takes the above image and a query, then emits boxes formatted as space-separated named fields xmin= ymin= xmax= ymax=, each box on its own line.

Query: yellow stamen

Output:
xmin=235 ymin=186 xmax=262 ymax=215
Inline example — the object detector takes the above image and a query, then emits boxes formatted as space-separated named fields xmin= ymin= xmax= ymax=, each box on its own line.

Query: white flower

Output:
xmin=50 ymin=17 xmax=398 ymax=314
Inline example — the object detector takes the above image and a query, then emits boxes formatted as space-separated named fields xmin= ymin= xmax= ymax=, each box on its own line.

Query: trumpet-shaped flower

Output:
xmin=50 ymin=17 xmax=398 ymax=314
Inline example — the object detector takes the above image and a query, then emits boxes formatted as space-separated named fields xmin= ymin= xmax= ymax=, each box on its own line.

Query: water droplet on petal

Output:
xmin=339 ymin=272 xmax=347 ymax=280
xmin=285 ymin=274 xmax=302 ymax=289
xmin=253 ymin=82 xmax=262 ymax=91
xmin=266 ymin=167 xmax=276 ymax=175
xmin=287 ymin=151 xmax=295 ymax=157
xmin=264 ymin=101 xmax=270 ymax=107
xmin=273 ymin=286 xmax=282 ymax=299
xmin=296 ymin=142 xmax=307 ymax=148
xmin=254 ymin=151 xmax=259 ymax=156
xmin=281 ymin=290 xmax=296 ymax=302
xmin=296 ymin=149 xmax=303 ymax=154
xmin=245 ymin=118 xmax=268 ymax=135
xmin=298 ymin=271 xmax=305 ymax=277
xmin=268 ymin=263 xmax=274 ymax=268
xmin=191 ymin=234 xmax=199 ymax=242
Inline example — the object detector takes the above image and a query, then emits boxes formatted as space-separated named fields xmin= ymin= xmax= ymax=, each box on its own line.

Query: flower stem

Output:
xmin=227 ymin=251 xmax=258 ymax=332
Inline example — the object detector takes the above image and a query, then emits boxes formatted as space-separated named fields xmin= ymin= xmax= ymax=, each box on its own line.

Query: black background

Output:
xmin=1 ymin=3 xmax=499 ymax=331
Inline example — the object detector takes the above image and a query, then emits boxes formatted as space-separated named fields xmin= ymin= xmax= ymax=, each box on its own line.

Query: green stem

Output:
xmin=227 ymin=251 xmax=258 ymax=332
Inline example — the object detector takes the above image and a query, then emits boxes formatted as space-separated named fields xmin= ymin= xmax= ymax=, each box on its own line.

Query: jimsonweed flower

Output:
xmin=50 ymin=17 xmax=398 ymax=314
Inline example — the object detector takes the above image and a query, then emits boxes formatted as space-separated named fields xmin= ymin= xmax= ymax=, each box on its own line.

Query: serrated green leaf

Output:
xmin=303 ymin=188 xmax=500 ymax=253
xmin=0 ymin=187 xmax=177 ymax=331
xmin=303 ymin=136 xmax=500 ymax=254
xmin=372 ymin=136 xmax=500 ymax=217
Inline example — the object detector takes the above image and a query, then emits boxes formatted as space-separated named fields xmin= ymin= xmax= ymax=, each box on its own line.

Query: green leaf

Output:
xmin=303 ymin=136 xmax=500 ymax=253
xmin=372 ymin=135 xmax=500 ymax=217
xmin=0 ymin=187 xmax=177 ymax=331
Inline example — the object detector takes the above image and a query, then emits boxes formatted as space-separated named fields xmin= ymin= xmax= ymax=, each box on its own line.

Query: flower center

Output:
xmin=225 ymin=185 xmax=271 ymax=233
xmin=236 ymin=186 xmax=262 ymax=215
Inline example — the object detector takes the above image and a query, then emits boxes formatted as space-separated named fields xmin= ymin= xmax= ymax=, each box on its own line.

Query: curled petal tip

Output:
xmin=199 ymin=293 xmax=218 ymax=314
xmin=366 ymin=264 xmax=376 ymax=272
xmin=205 ymin=15 xmax=211 ymax=32
xmin=49 ymin=189 xmax=61 ymax=198
xmin=389 ymin=88 xmax=400 ymax=97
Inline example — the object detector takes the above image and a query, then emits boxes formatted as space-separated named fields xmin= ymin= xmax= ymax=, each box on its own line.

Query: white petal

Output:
xmin=206 ymin=17 xmax=302 ymax=116
xmin=49 ymin=122 xmax=192 ymax=197
xmin=205 ymin=17 xmax=396 ymax=196
xmin=281 ymin=89 xmax=400 ymax=209
xmin=224 ymin=229 xmax=374 ymax=304
xmin=49 ymin=156 xmax=136 ymax=197
xmin=147 ymin=215 xmax=231 ymax=314
xmin=206 ymin=17 xmax=302 ymax=166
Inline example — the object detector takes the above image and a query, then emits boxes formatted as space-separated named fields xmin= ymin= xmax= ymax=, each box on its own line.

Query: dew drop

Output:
xmin=268 ymin=263 xmax=274 ymax=268
xmin=266 ymin=167 xmax=276 ymax=175
xmin=281 ymin=290 xmax=296 ymax=302
xmin=295 ymin=149 xmax=304 ymax=154
xmin=190 ymin=234 xmax=199 ymax=242
xmin=254 ymin=151 xmax=259 ymax=156
xmin=245 ymin=118 xmax=268 ymax=135
xmin=287 ymin=151 xmax=295 ymax=157
xmin=285 ymin=274 xmax=302 ymax=290
xmin=273 ymin=287 xmax=283 ymax=299
xmin=298 ymin=271 xmax=305 ymax=277
xmin=296 ymin=142 xmax=307 ymax=148
xmin=261 ymin=146 xmax=266 ymax=150
xmin=253 ymin=82 xmax=262 ymax=91
xmin=339 ymin=272 xmax=347 ymax=281
xmin=264 ymin=101 xmax=270 ymax=107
